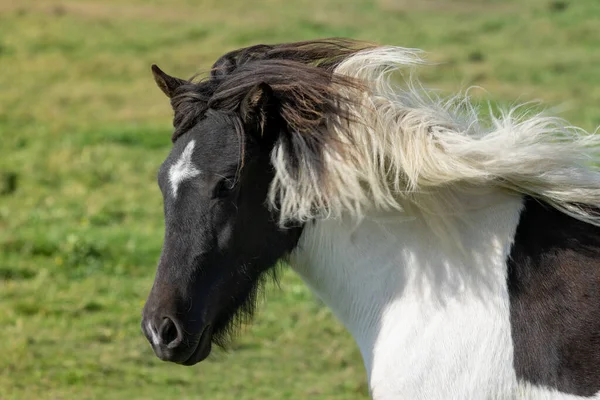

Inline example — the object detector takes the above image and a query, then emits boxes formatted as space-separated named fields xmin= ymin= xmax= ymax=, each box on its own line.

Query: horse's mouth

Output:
xmin=181 ymin=325 xmax=213 ymax=366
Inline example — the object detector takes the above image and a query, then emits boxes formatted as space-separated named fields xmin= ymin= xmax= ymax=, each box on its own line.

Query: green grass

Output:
xmin=1 ymin=0 xmax=598 ymax=398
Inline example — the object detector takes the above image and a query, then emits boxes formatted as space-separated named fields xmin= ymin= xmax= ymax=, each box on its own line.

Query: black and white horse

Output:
xmin=141 ymin=39 xmax=600 ymax=399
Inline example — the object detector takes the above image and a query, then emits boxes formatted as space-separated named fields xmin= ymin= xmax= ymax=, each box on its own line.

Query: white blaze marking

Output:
xmin=169 ymin=140 xmax=201 ymax=198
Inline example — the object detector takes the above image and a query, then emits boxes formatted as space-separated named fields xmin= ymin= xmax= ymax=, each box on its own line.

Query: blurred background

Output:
xmin=0 ymin=0 xmax=598 ymax=399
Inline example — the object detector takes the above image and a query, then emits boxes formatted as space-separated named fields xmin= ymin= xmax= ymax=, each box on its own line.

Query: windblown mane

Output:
xmin=168 ymin=39 xmax=373 ymax=141
xmin=176 ymin=39 xmax=600 ymax=233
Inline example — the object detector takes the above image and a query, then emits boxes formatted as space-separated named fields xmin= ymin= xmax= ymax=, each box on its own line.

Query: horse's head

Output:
xmin=140 ymin=65 xmax=305 ymax=365
xmin=141 ymin=41 xmax=365 ymax=365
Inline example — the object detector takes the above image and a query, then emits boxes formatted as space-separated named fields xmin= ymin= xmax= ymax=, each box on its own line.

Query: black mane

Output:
xmin=168 ymin=38 xmax=373 ymax=142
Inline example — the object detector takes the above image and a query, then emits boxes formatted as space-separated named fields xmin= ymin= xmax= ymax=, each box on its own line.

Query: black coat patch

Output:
xmin=508 ymin=197 xmax=600 ymax=396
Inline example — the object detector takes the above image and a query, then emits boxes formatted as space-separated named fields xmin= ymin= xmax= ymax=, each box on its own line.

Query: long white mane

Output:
xmin=269 ymin=46 xmax=600 ymax=232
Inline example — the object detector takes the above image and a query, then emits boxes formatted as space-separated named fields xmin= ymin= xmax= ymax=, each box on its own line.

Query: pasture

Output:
xmin=1 ymin=0 xmax=599 ymax=399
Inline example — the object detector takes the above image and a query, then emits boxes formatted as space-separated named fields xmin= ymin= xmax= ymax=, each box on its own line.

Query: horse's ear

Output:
xmin=240 ymin=82 xmax=279 ymax=139
xmin=151 ymin=64 xmax=186 ymax=98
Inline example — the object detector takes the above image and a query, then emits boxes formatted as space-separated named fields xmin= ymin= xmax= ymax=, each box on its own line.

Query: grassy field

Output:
xmin=1 ymin=0 xmax=598 ymax=399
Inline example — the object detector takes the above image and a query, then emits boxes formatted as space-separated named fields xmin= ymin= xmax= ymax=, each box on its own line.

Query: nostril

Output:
xmin=159 ymin=317 xmax=180 ymax=348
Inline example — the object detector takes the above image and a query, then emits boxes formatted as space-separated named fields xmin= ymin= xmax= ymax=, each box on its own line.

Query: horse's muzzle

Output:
xmin=141 ymin=314 xmax=213 ymax=365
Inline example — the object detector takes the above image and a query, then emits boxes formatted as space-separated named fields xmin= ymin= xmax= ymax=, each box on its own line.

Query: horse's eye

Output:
xmin=213 ymin=178 xmax=235 ymax=198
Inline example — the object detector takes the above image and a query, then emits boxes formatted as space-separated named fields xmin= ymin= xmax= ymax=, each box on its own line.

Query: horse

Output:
xmin=140 ymin=39 xmax=600 ymax=399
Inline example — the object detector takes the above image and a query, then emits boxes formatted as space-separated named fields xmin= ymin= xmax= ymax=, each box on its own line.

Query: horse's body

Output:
xmin=141 ymin=39 xmax=600 ymax=399
xmin=292 ymin=195 xmax=600 ymax=399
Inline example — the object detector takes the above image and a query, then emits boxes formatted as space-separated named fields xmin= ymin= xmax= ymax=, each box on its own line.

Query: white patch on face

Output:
xmin=169 ymin=140 xmax=201 ymax=198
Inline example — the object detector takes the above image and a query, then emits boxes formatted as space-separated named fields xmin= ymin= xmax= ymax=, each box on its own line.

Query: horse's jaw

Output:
xmin=289 ymin=194 xmax=527 ymax=399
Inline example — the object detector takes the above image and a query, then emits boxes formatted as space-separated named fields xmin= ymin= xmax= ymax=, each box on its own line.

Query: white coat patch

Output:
xmin=169 ymin=140 xmax=201 ymax=198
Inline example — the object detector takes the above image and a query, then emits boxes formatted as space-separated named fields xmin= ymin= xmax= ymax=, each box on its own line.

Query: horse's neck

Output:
xmin=290 ymin=192 xmax=530 ymax=399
